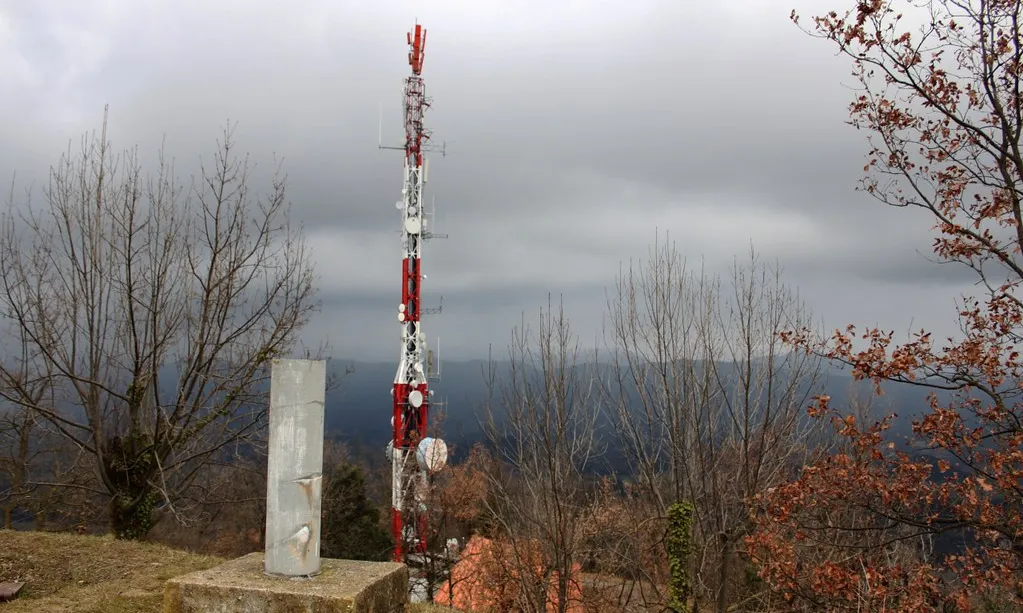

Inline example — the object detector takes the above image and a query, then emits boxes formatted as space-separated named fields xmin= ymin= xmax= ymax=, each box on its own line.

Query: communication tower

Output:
xmin=383 ymin=22 xmax=449 ymax=563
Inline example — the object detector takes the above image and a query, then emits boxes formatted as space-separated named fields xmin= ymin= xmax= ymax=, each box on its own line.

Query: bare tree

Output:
xmin=0 ymin=296 xmax=53 ymax=528
xmin=426 ymin=443 xmax=498 ymax=607
xmin=0 ymin=405 xmax=37 ymax=529
xmin=479 ymin=297 xmax=601 ymax=613
xmin=0 ymin=119 xmax=319 ymax=539
xmin=603 ymin=236 xmax=824 ymax=612
xmin=0 ymin=294 xmax=97 ymax=530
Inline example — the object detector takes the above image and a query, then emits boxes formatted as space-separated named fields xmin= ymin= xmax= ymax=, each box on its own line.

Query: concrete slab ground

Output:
xmin=163 ymin=552 xmax=407 ymax=613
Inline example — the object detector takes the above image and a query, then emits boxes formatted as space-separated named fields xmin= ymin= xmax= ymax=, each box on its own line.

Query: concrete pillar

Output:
xmin=264 ymin=358 xmax=326 ymax=577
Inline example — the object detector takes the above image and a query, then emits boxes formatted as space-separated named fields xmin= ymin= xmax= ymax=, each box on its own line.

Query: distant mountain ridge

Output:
xmin=0 ymin=357 xmax=954 ymax=467
xmin=325 ymin=359 xmax=948 ymax=461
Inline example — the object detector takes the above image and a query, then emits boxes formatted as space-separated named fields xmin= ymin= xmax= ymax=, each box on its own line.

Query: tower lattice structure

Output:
xmin=389 ymin=22 xmax=439 ymax=563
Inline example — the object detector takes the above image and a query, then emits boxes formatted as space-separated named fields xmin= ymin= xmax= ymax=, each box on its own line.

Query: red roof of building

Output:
xmin=434 ymin=535 xmax=583 ymax=612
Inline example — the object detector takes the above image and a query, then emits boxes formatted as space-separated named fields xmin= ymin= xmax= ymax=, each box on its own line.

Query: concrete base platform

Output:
xmin=163 ymin=552 xmax=407 ymax=613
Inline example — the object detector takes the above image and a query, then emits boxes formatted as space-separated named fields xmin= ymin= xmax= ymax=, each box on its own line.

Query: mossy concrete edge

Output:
xmin=163 ymin=552 xmax=407 ymax=613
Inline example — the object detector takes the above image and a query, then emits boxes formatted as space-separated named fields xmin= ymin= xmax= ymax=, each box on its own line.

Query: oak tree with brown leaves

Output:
xmin=748 ymin=1 xmax=1023 ymax=611
xmin=413 ymin=443 xmax=491 ymax=602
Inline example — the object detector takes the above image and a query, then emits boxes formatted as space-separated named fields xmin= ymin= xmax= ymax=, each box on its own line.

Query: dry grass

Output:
xmin=0 ymin=530 xmax=466 ymax=612
xmin=0 ymin=529 xmax=223 ymax=613
xmin=409 ymin=604 xmax=461 ymax=612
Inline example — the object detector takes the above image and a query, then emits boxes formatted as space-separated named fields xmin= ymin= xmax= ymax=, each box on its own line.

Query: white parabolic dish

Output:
xmin=404 ymin=217 xmax=422 ymax=235
xmin=416 ymin=437 xmax=448 ymax=473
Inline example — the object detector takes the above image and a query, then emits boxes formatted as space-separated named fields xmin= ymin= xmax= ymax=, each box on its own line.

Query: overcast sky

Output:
xmin=0 ymin=0 xmax=978 ymax=362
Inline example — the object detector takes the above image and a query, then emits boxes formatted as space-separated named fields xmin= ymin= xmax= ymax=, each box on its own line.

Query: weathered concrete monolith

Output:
xmin=163 ymin=358 xmax=408 ymax=613
xmin=264 ymin=358 xmax=325 ymax=577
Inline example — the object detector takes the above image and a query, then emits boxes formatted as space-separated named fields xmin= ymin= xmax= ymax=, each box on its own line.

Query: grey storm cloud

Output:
xmin=0 ymin=0 xmax=981 ymax=361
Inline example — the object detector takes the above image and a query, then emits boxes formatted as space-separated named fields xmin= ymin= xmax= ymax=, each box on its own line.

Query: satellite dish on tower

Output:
xmin=416 ymin=437 xmax=448 ymax=473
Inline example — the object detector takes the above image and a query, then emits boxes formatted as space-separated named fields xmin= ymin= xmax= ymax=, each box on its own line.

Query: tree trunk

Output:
xmin=558 ymin=564 xmax=569 ymax=613
xmin=110 ymin=488 xmax=158 ymax=539
xmin=716 ymin=532 xmax=730 ymax=613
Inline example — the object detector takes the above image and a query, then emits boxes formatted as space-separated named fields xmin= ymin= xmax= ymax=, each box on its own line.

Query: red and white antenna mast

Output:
xmin=386 ymin=22 xmax=448 ymax=563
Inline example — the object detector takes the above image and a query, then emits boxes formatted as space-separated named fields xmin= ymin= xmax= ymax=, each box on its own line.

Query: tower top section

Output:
xmin=407 ymin=24 xmax=427 ymax=75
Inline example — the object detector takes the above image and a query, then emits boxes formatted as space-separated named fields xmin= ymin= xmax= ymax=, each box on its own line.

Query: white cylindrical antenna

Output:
xmin=424 ymin=157 xmax=429 ymax=184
